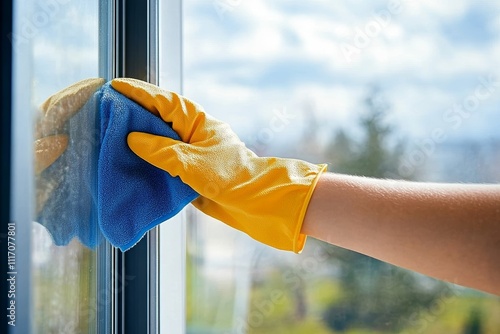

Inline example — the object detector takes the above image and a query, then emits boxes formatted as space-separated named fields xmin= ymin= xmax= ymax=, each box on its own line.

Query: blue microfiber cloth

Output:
xmin=98 ymin=83 xmax=198 ymax=250
xmin=37 ymin=82 xmax=198 ymax=251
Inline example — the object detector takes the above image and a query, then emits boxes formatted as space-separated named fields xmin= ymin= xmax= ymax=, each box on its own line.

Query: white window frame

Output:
xmin=158 ymin=0 xmax=187 ymax=333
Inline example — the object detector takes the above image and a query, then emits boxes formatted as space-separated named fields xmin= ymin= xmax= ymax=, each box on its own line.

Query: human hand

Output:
xmin=34 ymin=78 xmax=105 ymax=214
xmin=112 ymin=78 xmax=326 ymax=252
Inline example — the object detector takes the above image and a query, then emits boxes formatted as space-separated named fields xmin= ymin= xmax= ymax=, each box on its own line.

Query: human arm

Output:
xmin=302 ymin=172 xmax=500 ymax=295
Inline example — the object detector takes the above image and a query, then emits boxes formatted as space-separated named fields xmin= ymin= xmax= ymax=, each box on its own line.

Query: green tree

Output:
xmin=325 ymin=86 xmax=405 ymax=179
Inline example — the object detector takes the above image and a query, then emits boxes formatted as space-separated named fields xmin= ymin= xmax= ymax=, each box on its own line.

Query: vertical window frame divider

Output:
xmin=158 ymin=0 xmax=186 ymax=333
xmin=98 ymin=0 xmax=115 ymax=333
xmin=110 ymin=0 xmax=159 ymax=333
xmin=147 ymin=2 xmax=160 ymax=333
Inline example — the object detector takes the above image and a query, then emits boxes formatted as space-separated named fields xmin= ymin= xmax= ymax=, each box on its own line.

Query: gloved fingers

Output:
xmin=34 ymin=135 xmax=69 ymax=174
xmin=35 ymin=78 xmax=105 ymax=139
xmin=111 ymin=78 xmax=164 ymax=117
xmin=127 ymin=131 xmax=187 ymax=176
xmin=112 ymin=78 xmax=206 ymax=144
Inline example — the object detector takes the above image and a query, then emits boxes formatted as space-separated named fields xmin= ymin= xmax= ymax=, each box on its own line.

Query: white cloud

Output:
xmin=410 ymin=0 xmax=469 ymax=18
xmin=183 ymin=0 xmax=500 ymax=146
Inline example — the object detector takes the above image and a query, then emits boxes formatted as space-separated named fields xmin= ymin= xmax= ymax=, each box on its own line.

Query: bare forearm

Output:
xmin=302 ymin=172 xmax=500 ymax=295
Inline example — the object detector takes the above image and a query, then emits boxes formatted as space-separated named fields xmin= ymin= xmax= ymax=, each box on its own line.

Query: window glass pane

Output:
xmin=25 ymin=0 xmax=102 ymax=332
xmin=183 ymin=1 xmax=500 ymax=333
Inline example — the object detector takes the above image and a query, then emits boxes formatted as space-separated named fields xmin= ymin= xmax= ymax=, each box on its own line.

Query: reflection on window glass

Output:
xmin=29 ymin=0 xmax=101 ymax=332
xmin=183 ymin=1 xmax=500 ymax=333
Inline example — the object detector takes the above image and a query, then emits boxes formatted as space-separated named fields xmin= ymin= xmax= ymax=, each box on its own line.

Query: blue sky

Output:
xmin=29 ymin=0 xmax=500 ymax=157
xmin=30 ymin=0 xmax=500 ymax=145
xmin=182 ymin=0 xmax=500 ymax=146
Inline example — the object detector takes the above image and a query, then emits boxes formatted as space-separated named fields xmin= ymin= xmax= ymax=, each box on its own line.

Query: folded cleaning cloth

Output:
xmin=37 ymin=82 xmax=198 ymax=251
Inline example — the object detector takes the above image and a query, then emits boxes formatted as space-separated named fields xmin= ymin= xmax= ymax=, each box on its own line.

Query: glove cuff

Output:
xmin=293 ymin=163 xmax=328 ymax=253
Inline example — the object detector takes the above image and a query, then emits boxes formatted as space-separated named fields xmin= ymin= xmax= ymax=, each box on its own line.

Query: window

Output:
xmin=9 ymin=0 xmax=158 ymax=332
xmin=11 ymin=0 xmax=106 ymax=332
xmin=179 ymin=1 xmax=500 ymax=333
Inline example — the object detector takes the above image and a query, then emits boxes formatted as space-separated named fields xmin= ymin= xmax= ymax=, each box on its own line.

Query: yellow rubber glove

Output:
xmin=112 ymin=78 xmax=327 ymax=253
xmin=35 ymin=78 xmax=105 ymax=213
